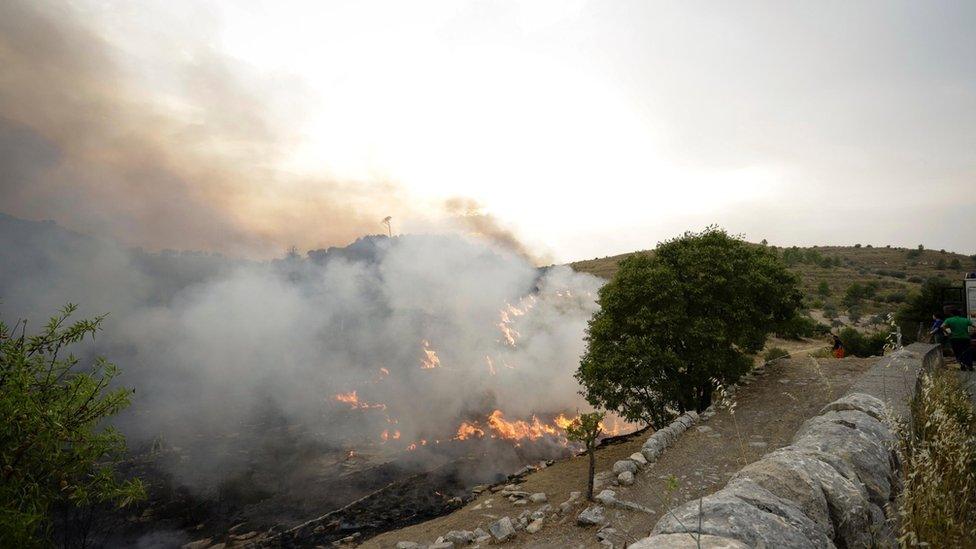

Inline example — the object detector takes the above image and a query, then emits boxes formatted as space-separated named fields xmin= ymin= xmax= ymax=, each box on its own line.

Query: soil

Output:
xmin=361 ymin=347 xmax=876 ymax=548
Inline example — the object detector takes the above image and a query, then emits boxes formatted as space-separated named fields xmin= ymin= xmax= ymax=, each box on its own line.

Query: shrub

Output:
xmin=936 ymin=258 xmax=947 ymax=270
xmin=0 ymin=305 xmax=144 ymax=545
xmin=949 ymin=258 xmax=961 ymax=270
xmin=775 ymin=314 xmax=821 ymax=339
xmin=848 ymin=306 xmax=863 ymax=324
xmin=896 ymin=277 xmax=953 ymax=343
xmin=838 ymin=327 xmax=887 ymax=357
xmin=577 ymin=227 xmax=801 ymax=424
xmin=763 ymin=347 xmax=790 ymax=363
xmin=908 ymin=276 xmax=924 ymax=284
xmin=817 ymin=281 xmax=830 ymax=296
xmin=897 ymin=370 xmax=976 ymax=546
xmin=907 ymin=249 xmax=922 ymax=259
xmin=566 ymin=412 xmax=605 ymax=501
xmin=884 ymin=290 xmax=908 ymax=303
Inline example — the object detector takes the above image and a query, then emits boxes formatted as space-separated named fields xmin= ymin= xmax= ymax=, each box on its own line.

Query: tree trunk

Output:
xmin=587 ymin=446 xmax=596 ymax=500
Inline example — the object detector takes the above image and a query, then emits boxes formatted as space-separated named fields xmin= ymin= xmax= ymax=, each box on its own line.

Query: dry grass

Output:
xmin=896 ymin=370 xmax=976 ymax=547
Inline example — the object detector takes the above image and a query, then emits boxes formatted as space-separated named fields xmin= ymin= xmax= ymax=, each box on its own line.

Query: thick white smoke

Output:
xmin=0 ymin=218 xmax=605 ymax=488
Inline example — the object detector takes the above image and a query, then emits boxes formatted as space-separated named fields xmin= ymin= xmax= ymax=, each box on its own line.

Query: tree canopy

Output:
xmin=576 ymin=227 xmax=801 ymax=427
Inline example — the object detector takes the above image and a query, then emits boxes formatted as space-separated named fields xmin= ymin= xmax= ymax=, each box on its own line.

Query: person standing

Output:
xmin=832 ymin=334 xmax=845 ymax=359
xmin=930 ymin=313 xmax=945 ymax=346
xmin=943 ymin=309 xmax=975 ymax=371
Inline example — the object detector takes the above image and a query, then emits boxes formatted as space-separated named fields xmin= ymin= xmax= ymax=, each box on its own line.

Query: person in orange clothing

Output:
xmin=832 ymin=334 xmax=846 ymax=358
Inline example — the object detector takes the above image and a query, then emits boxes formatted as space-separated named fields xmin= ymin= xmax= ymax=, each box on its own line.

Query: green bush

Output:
xmin=838 ymin=327 xmax=888 ymax=357
xmin=763 ymin=347 xmax=790 ymax=363
xmin=775 ymin=314 xmax=825 ymax=339
xmin=0 ymin=305 xmax=144 ymax=545
xmin=577 ymin=227 xmax=801 ymax=425
xmin=896 ymin=277 xmax=953 ymax=343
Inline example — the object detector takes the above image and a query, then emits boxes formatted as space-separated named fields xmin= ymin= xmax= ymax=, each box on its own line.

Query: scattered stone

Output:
xmin=473 ymin=528 xmax=487 ymax=538
xmin=525 ymin=518 xmax=544 ymax=534
xmin=472 ymin=484 xmax=488 ymax=494
xmin=429 ymin=542 xmax=454 ymax=549
xmin=629 ymin=452 xmax=648 ymax=466
xmin=596 ymin=527 xmax=618 ymax=541
xmin=696 ymin=425 xmax=713 ymax=433
xmin=617 ymin=471 xmax=635 ymax=485
xmin=474 ymin=535 xmax=491 ymax=544
xmin=529 ymin=492 xmax=547 ymax=503
xmin=595 ymin=489 xmax=616 ymax=505
xmin=577 ymin=505 xmax=606 ymax=526
xmin=569 ymin=491 xmax=582 ymax=501
xmin=513 ymin=499 xmax=528 ymax=506
xmin=748 ymin=441 xmax=767 ymax=449
xmin=443 ymin=530 xmax=475 ymax=545
xmin=612 ymin=460 xmax=638 ymax=475
xmin=488 ymin=517 xmax=516 ymax=542
xmin=559 ymin=502 xmax=572 ymax=514
xmin=182 ymin=539 xmax=211 ymax=549
xmin=395 ymin=543 xmax=420 ymax=549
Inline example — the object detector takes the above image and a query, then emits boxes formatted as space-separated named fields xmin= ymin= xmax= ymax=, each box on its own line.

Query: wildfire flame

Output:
xmin=333 ymin=390 xmax=387 ymax=410
xmin=421 ymin=339 xmax=441 ymax=369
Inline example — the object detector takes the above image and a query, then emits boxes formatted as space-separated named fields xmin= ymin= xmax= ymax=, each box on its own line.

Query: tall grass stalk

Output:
xmin=896 ymin=370 xmax=976 ymax=546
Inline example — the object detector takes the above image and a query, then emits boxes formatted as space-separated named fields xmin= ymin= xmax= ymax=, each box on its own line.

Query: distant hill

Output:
xmin=570 ymin=243 xmax=976 ymax=321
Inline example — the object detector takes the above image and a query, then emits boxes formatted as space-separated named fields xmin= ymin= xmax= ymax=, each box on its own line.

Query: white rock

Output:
xmin=396 ymin=543 xmax=420 ymax=549
xmin=618 ymin=471 xmax=635 ymax=485
xmin=612 ymin=460 xmax=637 ymax=475
xmin=488 ymin=516 xmax=516 ymax=542
xmin=595 ymin=489 xmax=617 ymax=505
xmin=429 ymin=542 xmax=454 ymax=549
xmin=629 ymin=452 xmax=648 ymax=466
xmin=513 ymin=499 xmax=528 ymax=506
xmin=577 ymin=505 xmax=606 ymax=526
xmin=525 ymin=517 xmax=544 ymax=534
xmin=529 ymin=492 xmax=547 ymax=503
xmin=443 ymin=530 xmax=475 ymax=545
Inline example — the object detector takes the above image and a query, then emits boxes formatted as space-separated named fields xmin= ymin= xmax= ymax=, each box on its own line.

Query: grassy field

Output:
xmin=569 ymin=244 xmax=975 ymax=324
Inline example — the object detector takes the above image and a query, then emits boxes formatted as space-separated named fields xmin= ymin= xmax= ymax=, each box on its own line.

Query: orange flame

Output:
xmin=421 ymin=339 xmax=441 ymax=369
xmin=456 ymin=422 xmax=486 ymax=440
xmin=333 ymin=390 xmax=387 ymax=410
xmin=487 ymin=410 xmax=560 ymax=441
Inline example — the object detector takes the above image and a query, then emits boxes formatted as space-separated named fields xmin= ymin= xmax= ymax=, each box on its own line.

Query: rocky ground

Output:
xmin=361 ymin=347 xmax=876 ymax=549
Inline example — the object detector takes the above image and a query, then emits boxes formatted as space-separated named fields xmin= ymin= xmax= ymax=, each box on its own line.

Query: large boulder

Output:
xmin=630 ymin=534 xmax=749 ymax=548
xmin=577 ymin=505 xmax=606 ymax=526
xmin=612 ymin=460 xmax=638 ymax=475
xmin=488 ymin=517 xmax=516 ymax=542
xmin=721 ymin=479 xmax=833 ymax=547
xmin=650 ymin=491 xmax=825 ymax=548
xmin=791 ymin=420 xmax=895 ymax=508
xmin=764 ymin=448 xmax=879 ymax=548
xmin=730 ymin=453 xmax=833 ymax=538
xmin=820 ymin=393 xmax=887 ymax=422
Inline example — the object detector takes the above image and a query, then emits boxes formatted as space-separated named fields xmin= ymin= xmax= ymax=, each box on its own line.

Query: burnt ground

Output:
xmin=363 ymin=351 xmax=877 ymax=548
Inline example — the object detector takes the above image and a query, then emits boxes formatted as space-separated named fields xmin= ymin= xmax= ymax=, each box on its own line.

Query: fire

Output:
xmin=455 ymin=422 xmax=486 ymax=440
xmin=554 ymin=413 xmax=575 ymax=429
xmin=421 ymin=339 xmax=441 ymax=369
xmin=406 ymin=443 xmax=417 ymax=451
xmin=334 ymin=390 xmax=359 ymax=406
xmin=380 ymin=429 xmax=401 ymax=442
xmin=487 ymin=410 xmax=560 ymax=441
xmin=332 ymin=390 xmax=387 ymax=410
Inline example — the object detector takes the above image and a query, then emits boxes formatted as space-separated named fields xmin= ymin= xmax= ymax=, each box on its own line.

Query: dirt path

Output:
xmin=363 ymin=351 xmax=875 ymax=549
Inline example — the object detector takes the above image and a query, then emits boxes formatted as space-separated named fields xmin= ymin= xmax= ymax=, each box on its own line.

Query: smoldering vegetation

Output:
xmin=0 ymin=213 xmax=605 ymax=542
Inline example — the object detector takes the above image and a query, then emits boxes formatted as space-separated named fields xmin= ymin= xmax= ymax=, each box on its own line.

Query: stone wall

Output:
xmin=631 ymin=392 xmax=901 ymax=548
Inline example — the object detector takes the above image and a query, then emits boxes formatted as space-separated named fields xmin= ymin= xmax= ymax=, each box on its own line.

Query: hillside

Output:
xmin=571 ymin=244 xmax=976 ymax=325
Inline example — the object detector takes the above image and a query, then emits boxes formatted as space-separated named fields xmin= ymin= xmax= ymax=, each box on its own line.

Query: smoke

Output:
xmin=0 ymin=213 xmax=604 ymax=489
xmin=444 ymin=197 xmax=551 ymax=264
xmin=0 ymin=0 xmax=408 ymax=257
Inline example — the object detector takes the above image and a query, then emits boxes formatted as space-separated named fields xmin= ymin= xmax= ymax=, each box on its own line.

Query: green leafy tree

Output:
xmin=817 ymin=281 xmax=831 ymax=296
xmin=0 ymin=305 xmax=144 ymax=546
xmin=936 ymin=258 xmax=947 ymax=270
xmin=576 ymin=228 xmax=801 ymax=426
xmin=565 ymin=412 xmax=604 ymax=501
xmin=949 ymin=258 xmax=961 ymax=270
xmin=896 ymin=277 xmax=953 ymax=342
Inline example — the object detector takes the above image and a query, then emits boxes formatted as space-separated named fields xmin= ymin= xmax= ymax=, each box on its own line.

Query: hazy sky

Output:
xmin=2 ymin=0 xmax=974 ymax=261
